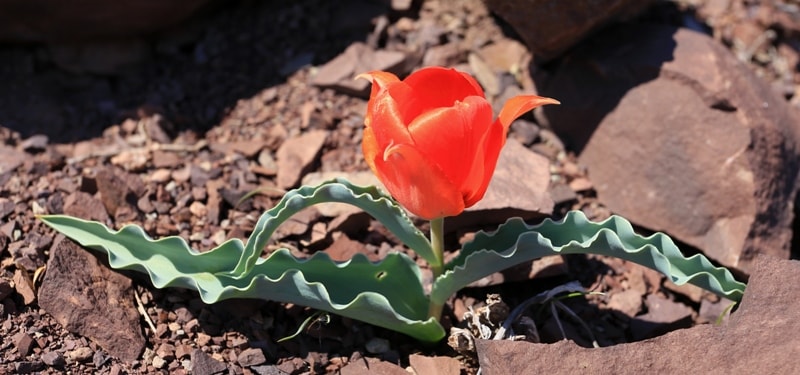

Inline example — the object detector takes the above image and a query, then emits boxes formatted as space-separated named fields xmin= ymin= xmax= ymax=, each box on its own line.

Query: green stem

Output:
xmin=427 ymin=217 xmax=445 ymax=320
xmin=429 ymin=217 xmax=445 ymax=278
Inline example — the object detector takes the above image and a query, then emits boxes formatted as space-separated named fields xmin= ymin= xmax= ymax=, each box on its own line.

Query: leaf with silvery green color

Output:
xmin=229 ymin=179 xmax=434 ymax=273
xmin=39 ymin=179 xmax=445 ymax=342
xmin=430 ymin=211 xmax=746 ymax=306
xmin=39 ymin=178 xmax=746 ymax=343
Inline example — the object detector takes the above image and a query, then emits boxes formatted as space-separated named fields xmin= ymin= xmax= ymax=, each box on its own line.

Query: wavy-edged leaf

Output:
xmin=39 ymin=214 xmax=445 ymax=342
xmin=431 ymin=211 xmax=746 ymax=305
xmin=235 ymin=178 xmax=433 ymax=273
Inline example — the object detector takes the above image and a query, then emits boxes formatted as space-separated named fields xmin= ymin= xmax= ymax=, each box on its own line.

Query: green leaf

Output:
xmin=38 ymin=178 xmax=446 ymax=342
xmin=431 ymin=211 xmax=746 ymax=305
xmin=233 ymin=178 xmax=434 ymax=273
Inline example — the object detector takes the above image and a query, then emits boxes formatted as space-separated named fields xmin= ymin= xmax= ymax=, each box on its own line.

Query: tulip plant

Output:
xmin=40 ymin=67 xmax=745 ymax=342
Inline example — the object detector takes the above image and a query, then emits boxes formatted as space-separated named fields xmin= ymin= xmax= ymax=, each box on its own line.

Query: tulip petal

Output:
xmin=361 ymin=127 xmax=380 ymax=174
xmin=369 ymin=87 xmax=415 ymax=148
xmin=462 ymin=120 xmax=502 ymax=207
xmin=357 ymin=71 xmax=401 ymax=103
xmin=497 ymin=95 xmax=560 ymax=129
xmin=402 ymin=67 xmax=486 ymax=118
xmin=407 ymin=96 xmax=493 ymax=189
xmin=374 ymin=143 xmax=465 ymax=219
xmin=462 ymin=95 xmax=560 ymax=207
xmin=358 ymin=71 xmax=402 ymax=127
xmin=457 ymin=71 xmax=486 ymax=98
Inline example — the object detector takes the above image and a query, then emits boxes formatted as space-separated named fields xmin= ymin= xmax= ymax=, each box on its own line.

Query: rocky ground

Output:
xmin=1 ymin=0 xmax=800 ymax=374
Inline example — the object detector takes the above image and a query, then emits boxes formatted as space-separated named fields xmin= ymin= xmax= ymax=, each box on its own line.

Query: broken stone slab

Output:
xmin=275 ymin=130 xmax=328 ymax=189
xmin=447 ymin=139 xmax=553 ymax=230
xmin=14 ymin=332 xmax=36 ymax=357
xmin=339 ymin=356 xmax=407 ymax=375
xmin=63 ymin=191 xmax=110 ymax=223
xmin=95 ymin=166 xmax=145 ymax=221
xmin=191 ymin=348 xmax=228 ymax=375
xmin=483 ymin=0 xmax=655 ymax=61
xmin=38 ymin=239 xmax=145 ymax=362
xmin=237 ymin=348 xmax=267 ymax=367
xmin=324 ymin=234 xmax=377 ymax=262
xmin=605 ymin=288 xmax=643 ymax=318
xmin=0 ymin=145 xmax=26 ymax=174
xmin=311 ymin=42 xmax=407 ymax=97
xmin=408 ymin=354 xmax=460 ymax=375
xmin=476 ymin=255 xmax=800 ymax=374
xmin=538 ymin=24 xmax=800 ymax=273
xmin=209 ymin=140 xmax=266 ymax=158
xmin=12 ymin=269 xmax=36 ymax=305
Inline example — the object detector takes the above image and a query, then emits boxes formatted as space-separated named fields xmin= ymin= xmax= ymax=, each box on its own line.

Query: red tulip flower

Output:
xmin=360 ymin=67 xmax=559 ymax=220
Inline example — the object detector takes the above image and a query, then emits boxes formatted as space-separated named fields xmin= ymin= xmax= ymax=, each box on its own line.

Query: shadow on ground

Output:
xmin=0 ymin=0 xmax=391 ymax=143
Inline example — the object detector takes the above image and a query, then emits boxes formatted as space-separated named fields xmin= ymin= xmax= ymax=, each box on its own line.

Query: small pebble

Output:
xmin=66 ymin=347 xmax=94 ymax=363
xmin=41 ymin=351 xmax=66 ymax=367
xmin=152 ymin=355 xmax=166 ymax=369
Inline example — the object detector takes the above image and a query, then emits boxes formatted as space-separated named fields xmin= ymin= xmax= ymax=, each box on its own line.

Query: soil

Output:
xmin=1 ymin=0 xmax=798 ymax=374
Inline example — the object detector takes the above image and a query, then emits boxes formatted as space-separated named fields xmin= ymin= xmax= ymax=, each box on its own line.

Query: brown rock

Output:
xmin=18 ymin=134 xmax=48 ymax=152
xmin=175 ymin=344 xmax=193 ymax=359
xmin=327 ymin=212 xmax=371 ymax=238
xmin=0 ymin=278 xmax=13 ymax=300
xmin=301 ymin=171 xmax=384 ymax=218
xmin=311 ymin=42 xmax=407 ymax=97
xmin=340 ymin=356 xmax=407 ymax=375
xmin=38 ymin=239 xmax=145 ymax=362
xmin=540 ymin=25 xmax=800 ymax=273
xmin=152 ymin=150 xmax=182 ymax=168
xmin=422 ymin=43 xmax=463 ymax=68
xmin=630 ymin=295 xmax=694 ymax=341
xmin=0 ymin=145 xmax=26 ymax=174
xmin=390 ymin=0 xmax=412 ymax=11
xmin=95 ymin=167 xmax=145 ymax=219
xmin=484 ymin=0 xmax=654 ymax=60
xmin=476 ymin=255 xmax=799 ymax=375
xmin=14 ymin=332 xmax=36 ymax=357
xmin=477 ymin=39 xmax=529 ymax=74
xmin=0 ymin=197 xmax=14 ymax=219
xmin=408 ymin=354 xmax=461 ymax=375
xmin=237 ymin=348 xmax=267 ymax=367
xmin=191 ymin=348 xmax=228 ymax=375
xmin=12 ymin=269 xmax=36 ymax=305
xmin=663 ymin=279 xmax=706 ymax=303
xmin=109 ymin=148 xmax=149 ymax=171
xmin=0 ymin=0 xmax=213 ymax=42
xmin=273 ymin=207 xmax=320 ymax=239
xmin=605 ymin=289 xmax=642 ymax=317
xmin=449 ymin=139 xmax=553 ymax=229
xmin=324 ymin=234 xmax=376 ymax=262
xmin=209 ymin=140 xmax=266 ymax=158
xmin=276 ymin=130 xmax=328 ymax=189
xmin=698 ymin=297 xmax=735 ymax=325
xmin=468 ymin=53 xmax=501 ymax=97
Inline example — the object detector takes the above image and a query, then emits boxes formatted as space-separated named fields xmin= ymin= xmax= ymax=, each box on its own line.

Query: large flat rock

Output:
xmin=483 ymin=0 xmax=654 ymax=60
xmin=38 ymin=239 xmax=145 ymax=362
xmin=448 ymin=139 xmax=553 ymax=229
xmin=476 ymin=255 xmax=800 ymax=374
xmin=539 ymin=24 xmax=800 ymax=273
